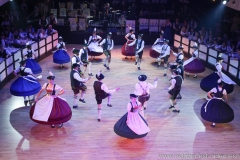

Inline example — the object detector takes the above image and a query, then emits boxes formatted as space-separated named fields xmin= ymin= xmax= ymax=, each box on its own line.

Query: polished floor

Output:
xmin=0 ymin=45 xmax=240 ymax=160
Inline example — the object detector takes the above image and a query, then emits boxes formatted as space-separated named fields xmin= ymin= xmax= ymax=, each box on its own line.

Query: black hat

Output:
xmin=138 ymin=75 xmax=147 ymax=81
xmin=191 ymin=45 xmax=198 ymax=49
xmin=107 ymin=32 xmax=112 ymax=36
xmin=164 ymin=39 xmax=169 ymax=43
xmin=19 ymin=60 xmax=26 ymax=66
xmin=72 ymin=48 xmax=80 ymax=54
xmin=176 ymin=59 xmax=183 ymax=64
xmin=160 ymin=30 xmax=164 ymax=35
xmin=138 ymin=34 xmax=143 ymax=37
xmin=178 ymin=45 xmax=184 ymax=49
xmin=72 ymin=63 xmax=80 ymax=69
xmin=26 ymin=42 xmax=31 ymax=48
xmin=130 ymin=94 xmax=138 ymax=98
xmin=59 ymin=36 xmax=63 ymax=39
xmin=173 ymin=69 xmax=179 ymax=75
xmin=96 ymin=73 xmax=105 ymax=80
xmin=217 ymin=79 xmax=223 ymax=86
xmin=216 ymin=57 xmax=223 ymax=61
xmin=83 ymin=39 xmax=88 ymax=47
xmin=47 ymin=76 xmax=55 ymax=80
xmin=129 ymin=28 xmax=134 ymax=32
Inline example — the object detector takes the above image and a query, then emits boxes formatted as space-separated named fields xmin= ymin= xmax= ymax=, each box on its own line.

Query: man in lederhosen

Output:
xmin=71 ymin=48 xmax=84 ymax=77
xmin=70 ymin=63 xmax=91 ymax=108
xmin=99 ymin=32 xmax=114 ymax=70
xmin=175 ymin=59 xmax=184 ymax=99
xmin=169 ymin=45 xmax=184 ymax=73
xmin=93 ymin=70 xmax=120 ymax=121
xmin=127 ymin=34 xmax=145 ymax=70
xmin=156 ymin=39 xmax=170 ymax=76
xmin=168 ymin=70 xmax=183 ymax=113
xmin=134 ymin=74 xmax=158 ymax=117
xmin=79 ymin=40 xmax=93 ymax=76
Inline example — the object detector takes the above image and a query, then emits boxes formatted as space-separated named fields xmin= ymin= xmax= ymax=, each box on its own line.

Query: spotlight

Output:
xmin=222 ymin=0 xmax=227 ymax=4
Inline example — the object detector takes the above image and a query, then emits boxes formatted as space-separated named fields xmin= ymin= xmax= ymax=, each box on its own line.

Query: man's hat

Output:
xmin=26 ymin=42 xmax=31 ymax=48
xmin=130 ymin=94 xmax=138 ymax=98
xmin=176 ymin=59 xmax=183 ymax=64
xmin=138 ymin=74 xmax=147 ymax=81
xmin=72 ymin=48 xmax=80 ymax=54
xmin=160 ymin=30 xmax=164 ymax=35
xmin=191 ymin=42 xmax=198 ymax=49
xmin=83 ymin=39 xmax=88 ymax=47
xmin=216 ymin=57 xmax=223 ymax=61
xmin=19 ymin=60 xmax=26 ymax=66
xmin=107 ymin=32 xmax=112 ymax=36
xmin=93 ymin=28 xmax=96 ymax=33
xmin=129 ymin=26 xmax=134 ymax=32
xmin=47 ymin=71 xmax=55 ymax=80
xmin=59 ymin=36 xmax=63 ymax=39
xmin=72 ymin=63 xmax=80 ymax=69
xmin=96 ymin=72 xmax=105 ymax=80
xmin=178 ymin=45 xmax=184 ymax=49
xmin=138 ymin=34 xmax=143 ymax=37
xmin=164 ymin=39 xmax=169 ymax=43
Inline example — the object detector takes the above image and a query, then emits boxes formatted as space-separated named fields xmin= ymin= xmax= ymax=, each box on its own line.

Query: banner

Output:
xmin=79 ymin=18 xmax=86 ymax=30
xmin=139 ymin=18 xmax=148 ymax=30
xmin=125 ymin=20 xmax=135 ymax=33
xmin=59 ymin=8 xmax=66 ymax=17
xmin=149 ymin=19 xmax=159 ymax=32
xmin=50 ymin=9 xmax=57 ymax=16
xmin=69 ymin=18 xmax=77 ymax=31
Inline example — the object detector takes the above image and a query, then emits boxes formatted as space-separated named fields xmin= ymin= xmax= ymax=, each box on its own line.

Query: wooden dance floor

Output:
xmin=0 ymin=45 xmax=240 ymax=160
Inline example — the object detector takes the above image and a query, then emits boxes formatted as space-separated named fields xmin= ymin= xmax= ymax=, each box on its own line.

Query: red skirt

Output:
xmin=121 ymin=41 xmax=135 ymax=57
xmin=149 ymin=49 xmax=160 ymax=58
xmin=30 ymin=97 xmax=72 ymax=125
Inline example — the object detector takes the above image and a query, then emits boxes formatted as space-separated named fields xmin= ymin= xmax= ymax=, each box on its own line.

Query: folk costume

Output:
xmin=79 ymin=40 xmax=93 ymax=76
xmin=156 ymin=39 xmax=170 ymax=76
xmin=150 ymin=32 xmax=164 ymax=58
xmin=169 ymin=45 xmax=184 ymax=76
xmin=122 ymin=28 xmax=136 ymax=58
xmin=87 ymin=28 xmax=103 ymax=54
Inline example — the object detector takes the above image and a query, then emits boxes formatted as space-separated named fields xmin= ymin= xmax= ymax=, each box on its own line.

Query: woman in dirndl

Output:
xmin=201 ymin=80 xmax=234 ymax=128
xmin=184 ymin=43 xmax=205 ymax=78
xmin=10 ymin=60 xmax=41 ymax=107
xmin=87 ymin=28 xmax=103 ymax=57
xmin=122 ymin=27 xmax=136 ymax=58
xmin=114 ymin=94 xmax=150 ymax=139
xmin=200 ymin=56 xmax=236 ymax=94
xmin=30 ymin=71 xmax=72 ymax=128
xmin=24 ymin=43 xmax=42 ymax=74
xmin=149 ymin=32 xmax=164 ymax=58
xmin=53 ymin=36 xmax=70 ymax=68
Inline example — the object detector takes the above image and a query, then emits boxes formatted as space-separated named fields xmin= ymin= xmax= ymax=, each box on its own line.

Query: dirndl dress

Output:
xmin=25 ymin=58 xmax=42 ymax=74
xmin=53 ymin=49 xmax=70 ymax=64
xmin=183 ymin=57 xmax=205 ymax=73
xmin=30 ymin=83 xmax=72 ymax=125
xmin=114 ymin=102 xmax=150 ymax=139
xmin=122 ymin=40 xmax=135 ymax=57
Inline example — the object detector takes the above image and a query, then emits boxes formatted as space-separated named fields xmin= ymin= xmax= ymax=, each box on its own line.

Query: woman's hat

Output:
xmin=72 ymin=63 xmax=80 ymax=69
xmin=217 ymin=79 xmax=223 ymax=85
xmin=129 ymin=26 xmax=134 ymax=32
xmin=96 ymin=72 xmax=105 ymax=80
xmin=130 ymin=94 xmax=138 ymax=98
xmin=59 ymin=36 xmax=63 ymax=39
xmin=138 ymin=75 xmax=147 ymax=81
xmin=47 ymin=71 xmax=55 ymax=80
xmin=178 ymin=45 xmax=184 ymax=49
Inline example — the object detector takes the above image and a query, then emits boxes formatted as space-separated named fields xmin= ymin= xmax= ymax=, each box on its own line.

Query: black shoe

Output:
xmin=144 ymin=107 xmax=146 ymax=110
xmin=176 ymin=96 xmax=182 ymax=99
xmin=88 ymin=73 xmax=93 ymax=76
xmin=104 ymin=64 xmax=107 ymax=68
xmin=29 ymin=100 xmax=33 ymax=107
xmin=24 ymin=100 xmax=28 ymax=107
xmin=163 ymin=73 xmax=167 ymax=76
xmin=157 ymin=65 xmax=160 ymax=68
xmin=138 ymin=67 xmax=141 ymax=70
xmin=73 ymin=105 xmax=78 ymax=108
xmin=193 ymin=75 xmax=197 ymax=78
xmin=211 ymin=124 xmax=215 ymax=128
xmin=107 ymin=67 xmax=110 ymax=70
xmin=98 ymin=119 xmax=100 ymax=122
xmin=59 ymin=123 xmax=63 ymax=128
xmin=135 ymin=62 xmax=137 ymax=65
xmin=79 ymin=99 xmax=86 ymax=103
xmin=169 ymin=105 xmax=174 ymax=109
xmin=172 ymin=109 xmax=180 ymax=113
xmin=51 ymin=125 xmax=55 ymax=128
xmin=107 ymin=104 xmax=112 ymax=107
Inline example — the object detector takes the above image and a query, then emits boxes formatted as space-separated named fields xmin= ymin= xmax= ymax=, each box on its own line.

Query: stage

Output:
xmin=0 ymin=45 xmax=240 ymax=160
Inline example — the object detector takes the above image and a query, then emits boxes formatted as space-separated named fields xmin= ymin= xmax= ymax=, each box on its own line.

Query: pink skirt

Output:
xmin=149 ymin=49 xmax=160 ymax=58
xmin=121 ymin=41 xmax=135 ymax=57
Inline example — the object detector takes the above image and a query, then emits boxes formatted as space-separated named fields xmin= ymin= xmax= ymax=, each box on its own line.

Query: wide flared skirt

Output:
xmin=114 ymin=113 xmax=148 ymax=139
xmin=53 ymin=50 xmax=70 ymax=64
xmin=88 ymin=42 xmax=103 ymax=53
xmin=184 ymin=59 xmax=205 ymax=73
xmin=25 ymin=59 xmax=42 ymax=74
xmin=88 ymin=49 xmax=103 ymax=57
xmin=121 ymin=41 xmax=135 ymax=57
xmin=201 ymin=99 xmax=234 ymax=123
xmin=10 ymin=77 xmax=41 ymax=96
xmin=30 ymin=97 xmax=72 ymax=125
xmin=149 ymin=49 xmax=160 ymax=58
xmin=200 ymin=72 xmax=234 ymax=94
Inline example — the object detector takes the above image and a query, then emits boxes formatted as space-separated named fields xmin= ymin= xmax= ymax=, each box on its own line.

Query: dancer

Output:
xmin=149 ymin=32 xmax=164 ymax=58
xmin=99 ymin=32 xmax=114 ymax=70
xmin=127 ymin=34 xmax=145 ymax=70
xmin=10 ymin=60 xmax=41 ymax=107
xmin=93 ymin=70 xmax=120 ymax=121
xmin=184 ymin=44 xmax=205 ymax=78
xmin=87 ymin=28 xmax=103 ymax=56
xmin=134 ymin=75 xmax=158 ymax=117
xmin=168 ymin=70 xmax=183 ymax=113
xmin=53 ymin=36 xmax=70 ymax=68
xmin=114 ymin=94 xmax=150 ymax=139
xmin=200 ymin=55 xmax=236 ymax=94
xmin=80 ymin=40 xmax=93 ymax=76
xmin=71 ymin=48 xmax=83 ymax=76
xmin=24 ymin=43 xmax=42 ymax=74
xmin=174 ymin=60 xmax=184 ymax=99
xmin=169 ymin=45 xmax=184 ymax=73
xmin=201 ymin=79 xmax=234 ymax=128
xmin=122 ymin=27 xmax=136 ymax=58
xmin=70 ymin=63 xmax=91 ymax=108
xmin=156 ymin=39 xmax=170 ymax=76
xmin=30 ymin=71 xmax=72 ymax=128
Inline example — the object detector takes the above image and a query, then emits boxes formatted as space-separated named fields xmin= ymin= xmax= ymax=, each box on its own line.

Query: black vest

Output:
xmin=215 ymin=63 xmax=220 ymax=72
xmin=176 ymin=52 xmax=183 ymax=62
xmin=70 ymin=70 xmax=81 ymax=87
xmin=58 ymin=42 xmax=64 ymax=49
xmin=161 ymin=45 xmax=169 ymax=55
xmin=103 ymin=39 xmax=112 ymax=50
xmin=192 ymin=50 xmax=197 ymax=58
xmin=46 ymin=83 xmax=56 ymax=95
xmin=81 ymin=49 xmax=88 ymax=61
xmin=26 ymin=50 xmax=32 ymax=58
xmin=19 ymin=68 xmax=29 ymax=76
xmin=130 ymin=102 xmax=138 ymax=112
xmin=93 ymin=81 xmax=107 ymax=96
xmin=127 ymin=34 xmax=134 ymax=40
xmin=176 ymin=65 xmax=184 ymax=80
xmin=173 ymin=76 xmax=182 ymax=90
xmin=135 ymin=39 xmax=143 ymax=51
xmin=214 ymin=87 xmax=224 ymax=98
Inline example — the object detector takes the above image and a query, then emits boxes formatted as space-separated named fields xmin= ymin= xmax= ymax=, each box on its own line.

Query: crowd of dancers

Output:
xmin=8 ymin=28 xmax=237 ymax=139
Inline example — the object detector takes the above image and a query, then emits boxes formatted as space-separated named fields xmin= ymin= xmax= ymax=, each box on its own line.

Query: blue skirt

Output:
xmin=53 ymin=50 xmax=70 ymax=64
xmin=114 ymin=113 xmax=148 ymax=139
xmin=201 ymin=99 xmax=234 ymax=123
xmin=10 ymin=77 xmax=41 ymax=96
xmin=200 ymin=72 xmax=234 ymax=94
xmin=25 ymin=59 xmax=42 ymax=74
